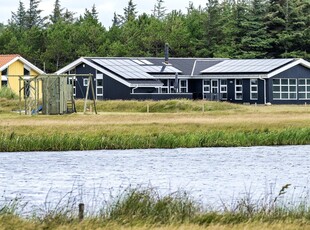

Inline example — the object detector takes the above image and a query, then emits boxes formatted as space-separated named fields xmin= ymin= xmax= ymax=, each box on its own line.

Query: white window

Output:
xmin=250 ymin=79 xmax=258 ymax=100
xmin=298 ymin=79 xmax=310 ymax=99
xmin=273 ymin=78 xmax=297 ymax=100
xmin=235 ymin=79 xmax=243 ymax=100
xmin=202 ymin=79 xmax=210 ymax=99
xmin=83 ymin=78 xmax=88 ymax=87
xmin=68 ymin=77 xmax=76 ymax=96
xmin=220 ymin=79 xmax=227 ymax=100
xmin=179 ymin=80 xmax=188 ymax=93
xmin=203 ymin=80 xmax=210 ymax=93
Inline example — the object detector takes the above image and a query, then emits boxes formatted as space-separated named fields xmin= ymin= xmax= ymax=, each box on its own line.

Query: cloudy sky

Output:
xmin=0 ymin=0 xmax=207 ymax=28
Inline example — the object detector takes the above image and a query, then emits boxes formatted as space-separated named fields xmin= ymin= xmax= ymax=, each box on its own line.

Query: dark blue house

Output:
xmin=55 ymin=57 xmax=310 ymax=104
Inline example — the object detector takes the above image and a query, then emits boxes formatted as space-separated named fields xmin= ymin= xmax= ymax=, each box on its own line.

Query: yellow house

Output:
xmin=0 ymin=54 xmax=45 ymax=96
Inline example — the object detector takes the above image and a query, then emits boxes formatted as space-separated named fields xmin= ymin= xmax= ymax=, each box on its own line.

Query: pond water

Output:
xmin=0 ymin=146 xmax=310 ymax=213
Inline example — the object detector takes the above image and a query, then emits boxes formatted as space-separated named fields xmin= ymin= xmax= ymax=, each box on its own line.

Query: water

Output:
xmin=0 ymin=146 xmax=310 ymax=213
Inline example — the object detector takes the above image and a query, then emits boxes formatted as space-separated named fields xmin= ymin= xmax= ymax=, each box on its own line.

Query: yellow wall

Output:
xmin=4 ymin=60 xmax=42 ymax=98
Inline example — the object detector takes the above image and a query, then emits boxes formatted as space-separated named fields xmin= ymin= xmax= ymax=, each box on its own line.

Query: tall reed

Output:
xmin=1 ymin=128 xmax=310 ymax=151
xmin=1 ymin=186 xmax=310 ymax=229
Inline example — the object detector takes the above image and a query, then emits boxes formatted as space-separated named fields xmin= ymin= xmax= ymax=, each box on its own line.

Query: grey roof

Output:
xmin=201 ymin=59 xmax=295 ymax=74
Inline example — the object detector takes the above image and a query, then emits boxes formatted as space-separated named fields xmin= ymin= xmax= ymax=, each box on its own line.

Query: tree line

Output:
xmin=0 ymin=0 xmax=309 ymax=73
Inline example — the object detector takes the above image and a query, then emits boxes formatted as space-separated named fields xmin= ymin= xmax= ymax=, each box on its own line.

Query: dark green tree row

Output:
xmin=0 ymin=0 xmax=309 ymax=72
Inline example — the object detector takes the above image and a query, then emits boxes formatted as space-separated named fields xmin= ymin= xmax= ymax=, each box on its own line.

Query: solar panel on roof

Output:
xmin=201 ymin=59 xmax=294 ymax=73
xmin=140 ymin=60 xmax=153 ymax=65
xmin=133 ymin=60 xmax=145 ymax=65
xmin=92 ymin=58 xmax=183 ymax=79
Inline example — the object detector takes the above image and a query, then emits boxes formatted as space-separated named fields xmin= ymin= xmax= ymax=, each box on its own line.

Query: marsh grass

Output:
xmin=1 ymin=127 xmax=310 ymax=151
xmin=1 ymin=186 xmax=310 ymax=229
xmin=104 ymin=187 xmax=198 ymax=225
xmin=75 ymin=99 xmax=244 ymax=113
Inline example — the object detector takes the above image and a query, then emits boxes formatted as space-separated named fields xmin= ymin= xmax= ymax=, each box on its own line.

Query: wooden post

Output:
xmin=202 ymin=104 xmax=205 ymax=113
xmin=34 ymin=77 xmax=37 ymax=115
xmin=19 ymin=77 xmax=22 ymax=115
xmin=89 ymin=74 xmax=97 ymax=114
xmin=84 ymin=74 xmax=97 ymax=114
xmin=83 ymin=77 xmax=91 ymax=114
xmin=147 ymin=104 xmax=149 ymax=113
xmin=79 ymin=203 xmax=84 ymax=221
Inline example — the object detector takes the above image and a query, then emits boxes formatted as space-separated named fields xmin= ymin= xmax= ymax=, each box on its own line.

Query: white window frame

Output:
xmin=220 ymin=79 xmax=227 ymax=100
xmin=179 ymin=79 xmax=188 ymax=93
xmin=235 ymin=79 xmax=243 ymax=100
xmin=96 ymin=72 xmax=104 ymax=99
xmin=169 ymin=80 xmax=176 ymax=93
xmin=68 ymin=77 xmax=76 ymax=96
xmin=83 ymin=78 xmax=88 ymax=87
xmin=202 ymin=79 xmax=210 ymax=99
xmin=273 ymin=78 xmax=297 ymax=100
xmin=250 ymin=79 xmax=258 ymax=100
xmin=298 ymin=78 xmax=310 ymax=100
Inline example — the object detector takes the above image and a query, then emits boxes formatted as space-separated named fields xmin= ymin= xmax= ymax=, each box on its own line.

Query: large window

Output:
xmin=250 ymin=79 xmax=258 ymax=100
xmin=235 ymin=79 xmax=243 ymax=100
xmin=273 ymin=79 xmax=297 ymax=100
xmin=298 ymin=79 xmax=310 ymax=99
xmin=162 ymin=79 xmax=187 ymax=93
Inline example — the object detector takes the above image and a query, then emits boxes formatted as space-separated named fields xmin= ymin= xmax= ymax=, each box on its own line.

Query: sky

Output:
xmin=0 ymin=0 xmax=207 ymax=28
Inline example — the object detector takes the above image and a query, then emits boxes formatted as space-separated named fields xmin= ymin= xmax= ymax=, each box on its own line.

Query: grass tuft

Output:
xmin=104 ymin=187 xmax=198 ymax=225
xmin=0 ymin=86 xmax=18 ymax=100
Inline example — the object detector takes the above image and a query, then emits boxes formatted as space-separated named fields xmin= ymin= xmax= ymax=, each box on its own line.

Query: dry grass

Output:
xmin=1 ymin=107 xmax=310 ymax=136
xmin=0 ymin=220 xmax=309 ymax=230
xmin=1 ymin=100 xmax=310 ymax=150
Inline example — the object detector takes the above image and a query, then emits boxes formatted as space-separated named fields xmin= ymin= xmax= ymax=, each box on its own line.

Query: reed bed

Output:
xmin=0 ymin=186 xmax=310 ymax=229
xmin=1 ymin=127 xmax=310 ymax=152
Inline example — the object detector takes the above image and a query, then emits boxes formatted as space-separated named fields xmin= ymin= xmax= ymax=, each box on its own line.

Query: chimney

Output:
xmin=164 ymin=43 xmax=169 ymax=64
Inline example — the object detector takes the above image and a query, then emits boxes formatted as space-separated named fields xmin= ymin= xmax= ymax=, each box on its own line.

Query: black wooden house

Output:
xmin=55 ymin=57 xmax=310 ymax=104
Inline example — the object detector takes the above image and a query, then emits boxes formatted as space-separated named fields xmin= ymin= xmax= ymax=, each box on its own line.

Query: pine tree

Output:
xmin=239 ymin=0 xmax=271 ymax=58
xmin=50 ymin=0 xmax=64 ymax=24
xmin=112 ymin=12 xmax=122 ymax=27
xmin=152 ymin=0 xmax=166 ymax=20
xmin=0 ymin=23 xmax=4 ymax=34
xmin=10 ymin=0 xmax=27 ymax=30
xmin=81 ymin=5 xmax=99 ymax=24
xmin=203 ymin=0 xmax=222 ymax=57
xmin=265 ymin=0 xmax=289 ymax=57
xmin=123 ymin=0 xmax=137 ymax=22
xmin=63 ymin=9 xmax=75 ymax=23
xmin=25 ymin=0 xmax=46 ymax=28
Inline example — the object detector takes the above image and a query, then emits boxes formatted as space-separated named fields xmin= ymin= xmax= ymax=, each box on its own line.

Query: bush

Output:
xmin=0 ymin=86 xmax=18 ymax=99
